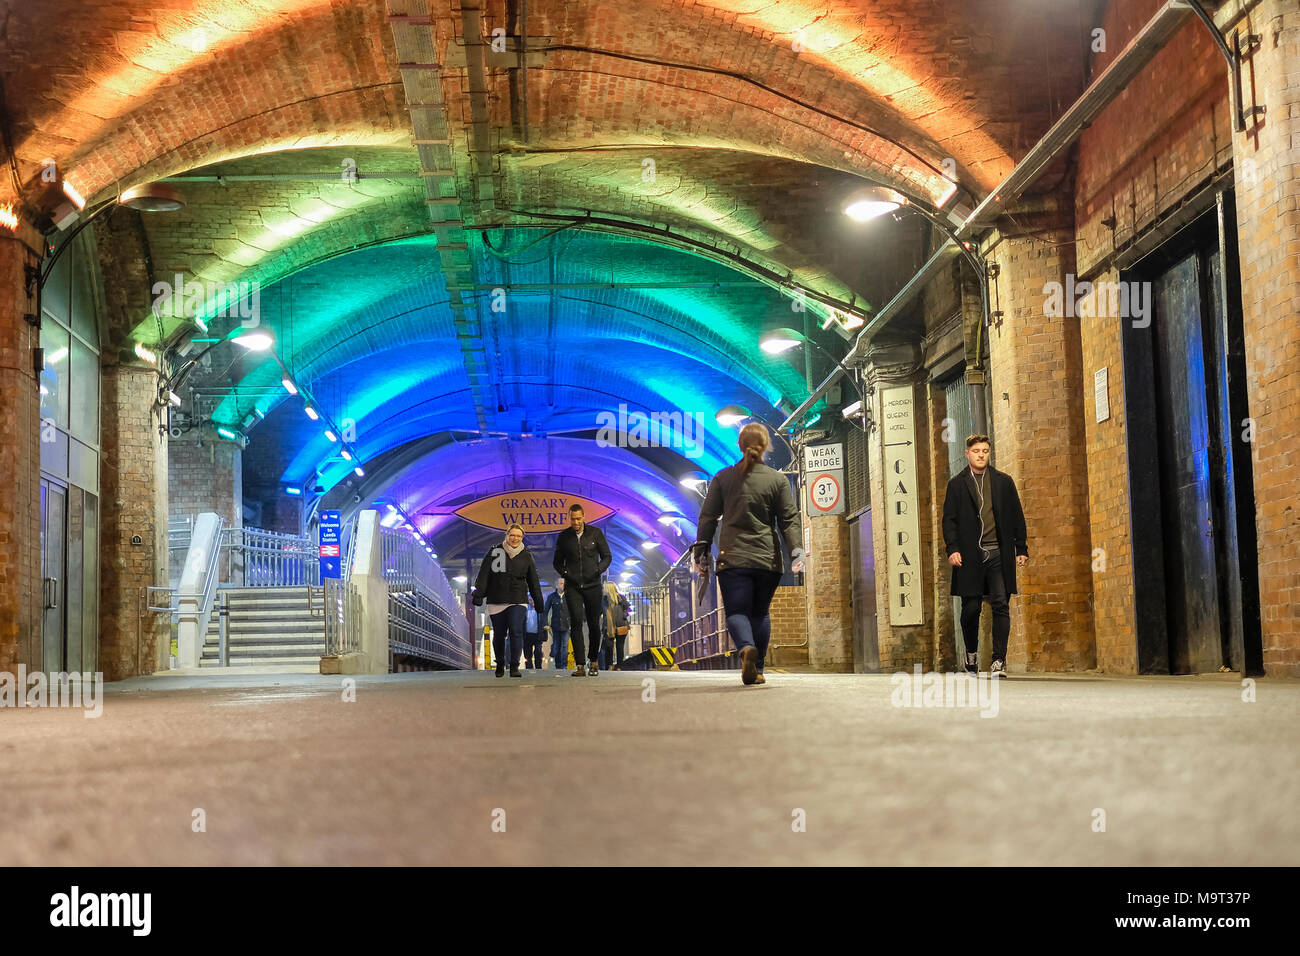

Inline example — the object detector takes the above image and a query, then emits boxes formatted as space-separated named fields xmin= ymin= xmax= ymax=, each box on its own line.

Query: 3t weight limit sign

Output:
xmin=808 ymin=471 xmax=844 ymax=515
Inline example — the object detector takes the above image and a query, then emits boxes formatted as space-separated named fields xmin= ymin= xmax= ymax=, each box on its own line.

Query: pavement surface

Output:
xmin=1 ymin=667 xmax=1297 ymax=866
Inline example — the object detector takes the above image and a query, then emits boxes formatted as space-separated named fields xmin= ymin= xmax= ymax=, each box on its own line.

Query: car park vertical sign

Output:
xmin=881 ymin=386 xmax=922 ymax=624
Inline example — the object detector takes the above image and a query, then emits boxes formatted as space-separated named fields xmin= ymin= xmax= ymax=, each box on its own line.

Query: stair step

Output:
xmin=201 ymin=646 xmax=323 ymax=659
xmin=199 ymin=657 xmax=322 ymax=667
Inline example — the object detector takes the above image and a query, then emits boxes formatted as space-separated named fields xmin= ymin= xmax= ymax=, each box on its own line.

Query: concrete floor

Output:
xmin=1 ymin=668 xmax=1297 ymax=865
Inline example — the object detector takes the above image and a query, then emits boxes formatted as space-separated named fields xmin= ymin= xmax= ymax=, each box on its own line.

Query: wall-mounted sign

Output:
xmin=807 ymin=470 xmax=845 ymax=515
xmin=320 ymin=510 xmax=342 ymax=580
xmin=1094 ymin=367 xmax=1110 ymax=423
xmin=803 ymin=443 xmax=843 ymax=471
xmin=453 ymin=491 xmax=615 ymax=533
xmin=881 ymin=385 xmax=922 ymax=625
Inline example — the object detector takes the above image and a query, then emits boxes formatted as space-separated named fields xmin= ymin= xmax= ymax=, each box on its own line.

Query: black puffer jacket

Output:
xmin=472 ymin=546 xmax=546 ymax=609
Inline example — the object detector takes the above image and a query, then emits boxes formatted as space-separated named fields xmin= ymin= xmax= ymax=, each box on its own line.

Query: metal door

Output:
xmin=1152 ymin=254 xmax=1224 ymax=673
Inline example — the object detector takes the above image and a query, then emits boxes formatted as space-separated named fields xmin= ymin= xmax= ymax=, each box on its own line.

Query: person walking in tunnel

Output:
xmin=941 ymin=434 xmax=1029 ymax=678
xmin=553 ymin=504 xmax=612 ymax=676
xmin=472 ymin=524 xmax=546 ymax=678
xmin=602 ymin=580 xmax=631 ymax=669
xmin=693 ymin=423 xmax=804 ymax=686
xmin=543 ymin=579 xmax=570 ymax=672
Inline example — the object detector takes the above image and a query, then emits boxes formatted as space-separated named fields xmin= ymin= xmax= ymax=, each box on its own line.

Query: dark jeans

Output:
xmin=599 ymin=631 xmax=626 ymax=669
xmin=549 ymin=629 xmax=570 ymax=669
xmin=489 ymin=606 xmax=526 ymax=671
xmin=960 ymin=550 xmax=1012 ymax=664
xmin=717 ymin=567 xmax=783 ymax=674
xmin=565 ymin=583 xmax=604 ymax=665
xmin=523 ymin=633 xmax=544 ymax=667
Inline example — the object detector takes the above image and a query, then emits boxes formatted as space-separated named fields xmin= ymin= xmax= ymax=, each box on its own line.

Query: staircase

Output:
xmin=200 ymin=587 xmax=325 ymax=667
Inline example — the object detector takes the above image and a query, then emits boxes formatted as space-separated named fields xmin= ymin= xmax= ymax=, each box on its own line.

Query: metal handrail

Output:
xmin=222 ymin=526 xmax=320 ymax=587
xmin=192 ymin=516 xmax=227 ymax=648
xmin=670 ymin=605 xmax=728 ymax=664
xmin=323 ymin=578 xmax=362 ymax=656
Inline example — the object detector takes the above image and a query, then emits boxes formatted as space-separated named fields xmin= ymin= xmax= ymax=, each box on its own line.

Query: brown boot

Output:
xmin=740 ymin=646 xmax=758 ymax=685
xmin=570 ymin=664 xmax=586 ymax=676
xmin=753 ymin=673 xmax=766 ymax=685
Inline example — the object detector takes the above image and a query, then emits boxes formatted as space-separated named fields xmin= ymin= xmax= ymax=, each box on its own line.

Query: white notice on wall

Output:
xmin=881 ymin=385 xmax=922 ymax=625
xmin=1095 ymin=367 xmax=1110 ymax=423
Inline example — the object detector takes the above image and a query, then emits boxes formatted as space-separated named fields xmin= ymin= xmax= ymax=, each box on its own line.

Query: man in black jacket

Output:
xmin=941 ymin=434 xmax=1029 ymax=678
xmin=552 ymin=504 xmax=612 ymax=676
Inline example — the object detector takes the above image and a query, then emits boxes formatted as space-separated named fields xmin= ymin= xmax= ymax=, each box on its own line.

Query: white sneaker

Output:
xmin=990 ymin=659 xmax=1007 ymax=678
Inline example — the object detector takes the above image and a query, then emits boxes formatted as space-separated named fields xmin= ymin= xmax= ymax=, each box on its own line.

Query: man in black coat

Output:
xmin=941 ymin=434 xmax=1029 ymax=677
xmin=552 ymin=504 xmax=612 ymax=676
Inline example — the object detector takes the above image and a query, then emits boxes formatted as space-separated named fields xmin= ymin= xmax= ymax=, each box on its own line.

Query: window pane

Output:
xmin=40 ymin=322 xmax=70 ymax=433
xmin=71 ymin=235 xmax=99 ymax=345
xmin=70 ymin=338 xmax=99 ymax=444
xmin=43 ymin=243 xmax=71 ymax=324
xmin=69 ymin=438 xmax=98 ymax=494
xmin=83 ymin=493 xmax=99 ymax=674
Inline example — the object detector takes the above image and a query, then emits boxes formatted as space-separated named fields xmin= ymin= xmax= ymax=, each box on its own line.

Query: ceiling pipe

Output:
xmin=779 ymin=0 xmax=1197 ymax=433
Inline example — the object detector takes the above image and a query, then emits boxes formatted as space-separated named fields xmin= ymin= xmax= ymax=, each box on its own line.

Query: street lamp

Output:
xmin=759 ymin=326 xmax=866 ymax=409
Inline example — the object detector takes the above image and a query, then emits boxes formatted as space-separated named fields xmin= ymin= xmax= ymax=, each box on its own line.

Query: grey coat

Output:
xmin=694 ymin=462 xmax=802 ymax=572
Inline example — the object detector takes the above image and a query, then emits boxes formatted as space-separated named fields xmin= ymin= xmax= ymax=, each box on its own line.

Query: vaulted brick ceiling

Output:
xmin=1 ymin=0 xmax=1094 ymax=571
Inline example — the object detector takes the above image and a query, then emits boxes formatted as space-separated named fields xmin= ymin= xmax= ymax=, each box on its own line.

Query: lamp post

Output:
xmin=842 ymin=182 xmax=994 ymax=432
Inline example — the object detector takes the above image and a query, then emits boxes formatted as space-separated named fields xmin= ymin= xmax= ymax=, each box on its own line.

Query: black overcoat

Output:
xmin=940 ymin=465 xmax=1028 ymax=597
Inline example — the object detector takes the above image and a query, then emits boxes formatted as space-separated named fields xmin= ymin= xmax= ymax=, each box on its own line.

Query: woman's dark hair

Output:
xmin=738 ymin=423 xmax=769 ymax=476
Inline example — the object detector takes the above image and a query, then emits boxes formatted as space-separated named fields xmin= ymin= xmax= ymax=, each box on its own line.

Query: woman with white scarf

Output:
xmin=471 ymin=524 xmax=546 ymax=677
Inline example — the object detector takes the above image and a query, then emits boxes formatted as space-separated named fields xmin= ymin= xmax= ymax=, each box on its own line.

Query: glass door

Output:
xmin=41 ymin=480 xmax=67 ymax=673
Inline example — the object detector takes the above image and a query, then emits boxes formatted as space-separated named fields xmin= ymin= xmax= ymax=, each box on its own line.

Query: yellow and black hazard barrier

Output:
xmin=649 ymin=646 xmax=677 ymax=668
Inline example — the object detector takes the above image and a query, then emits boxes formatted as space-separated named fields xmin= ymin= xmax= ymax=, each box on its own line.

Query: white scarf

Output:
xmin=502 ymin=539 xmax=524 ymax=559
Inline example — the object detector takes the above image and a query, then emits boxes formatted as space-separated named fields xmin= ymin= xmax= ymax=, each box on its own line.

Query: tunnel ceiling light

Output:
xmin=759 ymin=328 xmax=804 ymax=354
xmin=354 ymin=466 xmax=365 ymax=478
xmin=715 ymin=405 xmax=751 ymax=428
xmin=285 ymin=486 xmax=302 ymax=496
xmin=679 ymin=470 xmax=709 ymax=492
xmin=624 ymin=557 xmax=640 ymax=566
xmin=324 ymin=430 xmax=338 ymax=442
xmin=252 ymin=406 xmax=265 ymax=420
xmin=657 ymin=512 xmax=686 ymax=526
xmin=215 ymin=426 xmax=240 ymax=441
xmin=281 ymin=378 xmax=299 ymax=396
xmin=134 ymin=343 xmax=158 ymax=365
xmin=341 ymin=449 xmax=353 ymax=461
xmin=842 ymin=185 xmax=906 ymax=222
xmin=454 ymin=575 xmax=468 ymax=583
xmin=641 ymin=540 xmax=661 ymax=551
xmin=120 ymin=182 xmax=186 ymax=213
xmin=61 ymin=180 xmax=86 ymax=211
xmin=304 ymin=404 xmax=319 ymax=420
xmin=230 ymin=329 xmax=273 ymax=351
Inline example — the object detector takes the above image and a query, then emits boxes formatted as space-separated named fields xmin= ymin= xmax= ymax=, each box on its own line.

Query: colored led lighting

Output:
xmin=216 ymin=426 xmax=239 ymax=441
xmin=354 ymin=466 xmax=364 ymax=478
xmin=286 ymin=486 xmax=302 ymax=496
xmin=304 ymin=405 xmax=319 ymax=420
xmin=281 ymin=378 xmax=298 ymax=395
xmin=324 ymin=430 xmax=337 ymax=442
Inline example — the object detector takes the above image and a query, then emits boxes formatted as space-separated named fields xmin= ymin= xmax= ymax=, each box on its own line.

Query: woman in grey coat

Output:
xmin=693 ymin=423 xmax=804 ymax=685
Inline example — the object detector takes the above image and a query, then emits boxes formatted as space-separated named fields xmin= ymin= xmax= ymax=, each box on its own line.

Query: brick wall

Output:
xmin=768 ymin=584 xmax=808 ymax=669
xmin=1231 ymin=0 xmax=1300 ymax=676
xmin=0 ymin=229 xmax=43 ymax=673
xmin=99 ymin=366 xmax=168 ymax=679
xmin=986 ymin=217 xmax=1096 ymax=673
xmin=805 ymin=509 xmax=853 ymax=672
xmin=168 ymin=438 xmax=242 ymax=528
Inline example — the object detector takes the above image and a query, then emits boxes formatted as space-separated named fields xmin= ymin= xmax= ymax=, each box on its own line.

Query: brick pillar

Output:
xmin=0 ymin=227 xmax=43 ymax=673
xmin=804 ymin=509 xmax=852 ymax=672
xmin=985 ymin=216 xmax=1095 ymax=672
xmin=864 ymin=347 xmax=938 ymax=672
xmin=99 ymin=365 xmax=169 ymax=679
xmin=1233 ymin=0 xmax=1300 ymax=677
